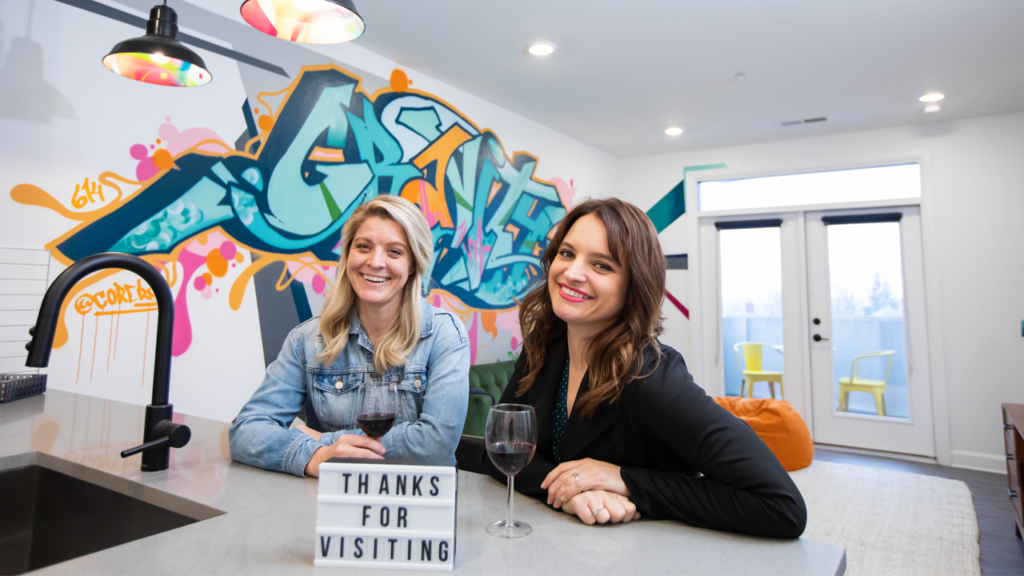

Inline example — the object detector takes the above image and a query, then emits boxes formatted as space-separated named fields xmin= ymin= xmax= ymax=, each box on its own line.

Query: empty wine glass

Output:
xmin=485 ymin=404 xmax=537 ymax=538
xmin=357 ymin=381 xmax=398 ymax=439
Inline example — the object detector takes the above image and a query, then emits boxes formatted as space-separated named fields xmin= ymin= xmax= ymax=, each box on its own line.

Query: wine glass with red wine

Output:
xmin=484 ymin=404 xmax=537 ymax=538
xmin=357 ymin=381 xmax=398 ymax=440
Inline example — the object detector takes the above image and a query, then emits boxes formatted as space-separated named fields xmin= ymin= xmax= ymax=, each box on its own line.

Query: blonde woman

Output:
xmin=230 ymin=195 xmax=470 ymax=477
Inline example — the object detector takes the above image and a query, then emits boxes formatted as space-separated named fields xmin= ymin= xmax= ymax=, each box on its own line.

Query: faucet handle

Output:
xmin=120 ymin=420 xmax=191 ymax=458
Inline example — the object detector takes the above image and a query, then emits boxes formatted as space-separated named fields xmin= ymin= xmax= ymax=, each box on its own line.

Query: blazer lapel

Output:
xmin=558 ymin=360 xmax=618 ymax=462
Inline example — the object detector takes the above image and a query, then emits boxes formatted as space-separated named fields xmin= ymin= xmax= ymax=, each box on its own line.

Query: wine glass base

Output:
xmin=486 ymin=519 xmax=532 ymax=538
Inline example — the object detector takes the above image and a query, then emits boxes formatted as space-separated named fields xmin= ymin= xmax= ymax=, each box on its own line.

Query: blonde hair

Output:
xmin=316 ymin=195 xmax=434 ymax=372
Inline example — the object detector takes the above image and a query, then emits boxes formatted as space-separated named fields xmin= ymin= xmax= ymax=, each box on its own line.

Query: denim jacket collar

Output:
xmin=347 ymin=298 xmax=435 ymax=349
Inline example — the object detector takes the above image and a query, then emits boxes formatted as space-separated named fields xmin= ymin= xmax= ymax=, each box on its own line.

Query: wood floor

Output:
xmin=814 ymin=448 xmax=1024 ymax=576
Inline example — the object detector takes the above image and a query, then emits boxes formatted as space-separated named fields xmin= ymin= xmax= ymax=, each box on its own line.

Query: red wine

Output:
xmin=486 ymin=441 xmax=536 ymax=476
xmin=357 ymin=412 xmax=396 ymax=438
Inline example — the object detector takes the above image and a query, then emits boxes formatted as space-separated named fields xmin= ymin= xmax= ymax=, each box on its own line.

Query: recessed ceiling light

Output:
xmin=665 ymin=127 xmax=684 ymax=136
xmin=919 ymin=93 xmax=945 ymax=103
xmin=923 ymin=104 xmax=941 ymax=113
xmin=527 ymin=42 xmax=556 ymax=56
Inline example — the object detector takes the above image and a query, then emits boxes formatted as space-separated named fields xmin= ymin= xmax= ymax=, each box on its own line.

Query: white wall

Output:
xmin=615 ymin=111 xmax=1024 ymax=472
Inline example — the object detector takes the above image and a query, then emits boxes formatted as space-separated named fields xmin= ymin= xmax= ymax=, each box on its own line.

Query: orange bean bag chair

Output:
xmin=713 ymin=397 xmax=814 ymax=471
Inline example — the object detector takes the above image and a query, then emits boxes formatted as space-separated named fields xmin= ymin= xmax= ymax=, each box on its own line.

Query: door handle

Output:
xmin=813 ymin=334 xmax=829 ymax=342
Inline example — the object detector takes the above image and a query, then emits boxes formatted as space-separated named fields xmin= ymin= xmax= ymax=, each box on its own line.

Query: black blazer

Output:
xmin=459 ymin=333 xmax=807 ymax=538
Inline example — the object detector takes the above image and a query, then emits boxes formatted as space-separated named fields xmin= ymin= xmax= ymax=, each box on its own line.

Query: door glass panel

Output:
xmin=720 ymin=228 xmax=784 ymax=398
xmin=827 ymin=222 xmax=908 ymax=418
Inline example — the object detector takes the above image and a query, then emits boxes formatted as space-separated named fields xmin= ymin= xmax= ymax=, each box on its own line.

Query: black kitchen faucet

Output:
xmin=25 ymin=252 xmax=191 ymax=472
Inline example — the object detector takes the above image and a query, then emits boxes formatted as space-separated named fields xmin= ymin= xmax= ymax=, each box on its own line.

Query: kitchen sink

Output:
xmin=0 ymin=454 xmax=222 ymax=575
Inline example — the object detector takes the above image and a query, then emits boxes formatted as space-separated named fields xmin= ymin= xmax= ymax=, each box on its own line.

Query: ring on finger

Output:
xmin=571 ymin=471 xmax=581 ymax=482
xmin=591 ymin=506 xmax=605 ymax=516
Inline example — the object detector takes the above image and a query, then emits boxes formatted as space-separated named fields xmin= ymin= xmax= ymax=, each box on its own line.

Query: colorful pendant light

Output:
xmin=240 ymin=0 xmax=365 ymax=44
xmin=102 ymin=2 xmax=212 ymax=87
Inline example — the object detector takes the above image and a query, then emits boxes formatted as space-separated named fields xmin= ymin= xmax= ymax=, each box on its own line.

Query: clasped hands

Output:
xmin=541 ymin=458 xmax=640 ymax=525
xmin=297 ymin=424 xmax=385 ymax=478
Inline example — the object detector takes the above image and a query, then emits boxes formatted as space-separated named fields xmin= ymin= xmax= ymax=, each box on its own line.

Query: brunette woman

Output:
xmin=465 ymin=198 xmax=806 ymax=538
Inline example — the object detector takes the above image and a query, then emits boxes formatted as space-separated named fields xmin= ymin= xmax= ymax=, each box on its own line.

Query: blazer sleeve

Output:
xmin=619 ymin=350 xmax=807 ymax=538
xmin=465 ymin=356 xmax=559 ymax=503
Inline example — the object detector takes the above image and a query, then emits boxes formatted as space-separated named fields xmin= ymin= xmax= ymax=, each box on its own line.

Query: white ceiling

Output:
xmin=211 ymin=0 xmax=1024 ymax=158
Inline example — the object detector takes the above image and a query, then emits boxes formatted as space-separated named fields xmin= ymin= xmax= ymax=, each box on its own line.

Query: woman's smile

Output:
xmin=558 ymin=283 xmax=593 ymax=302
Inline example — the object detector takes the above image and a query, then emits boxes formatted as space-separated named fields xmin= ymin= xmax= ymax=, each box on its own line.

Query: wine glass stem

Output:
xmin=507 ymin=475 xmax=514 ymax=525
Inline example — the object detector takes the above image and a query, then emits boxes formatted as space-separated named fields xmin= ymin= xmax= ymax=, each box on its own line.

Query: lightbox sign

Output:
xmin=315 ymin=458 xmax=457 ymax=571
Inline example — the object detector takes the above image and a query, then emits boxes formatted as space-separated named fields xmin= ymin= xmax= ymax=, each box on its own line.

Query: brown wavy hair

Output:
xmin=515 ymin=198 xmax=666 ymax=417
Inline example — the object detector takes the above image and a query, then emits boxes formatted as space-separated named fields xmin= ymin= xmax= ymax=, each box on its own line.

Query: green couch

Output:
xmin=462 ymin=360 xmax=516 ymax=437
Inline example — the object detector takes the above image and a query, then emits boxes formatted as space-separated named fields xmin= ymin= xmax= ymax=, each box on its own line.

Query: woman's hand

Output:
xmin=560 ymin=490 xmax=640 ymax=525
xmin=542 ymin=458 xmax=629 ymax=506
xmin=303 ymin=435 xmax=385 ymax=477
xmin=295 ymin=423 xmax=322 ymax=441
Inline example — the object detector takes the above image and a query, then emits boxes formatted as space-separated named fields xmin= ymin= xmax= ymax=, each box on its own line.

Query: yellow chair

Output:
xmin=838 ymin=350 xmax=896 ymax=416
xmin=733 ymin=342 xmax=784 ymax=399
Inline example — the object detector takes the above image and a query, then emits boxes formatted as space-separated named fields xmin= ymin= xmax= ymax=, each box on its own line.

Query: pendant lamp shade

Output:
xmin=240 ymin=0 xmax=365 ymax=44
xmin=102 ymin=4 xmax=212 ymax=87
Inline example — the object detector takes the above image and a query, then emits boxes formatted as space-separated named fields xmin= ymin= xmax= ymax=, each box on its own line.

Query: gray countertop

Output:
xmin=0 ymin=390 xmax=846 ymax=575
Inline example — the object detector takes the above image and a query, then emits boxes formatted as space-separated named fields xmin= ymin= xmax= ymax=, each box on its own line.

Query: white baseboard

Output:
xmin=950 ymin=450 xmax=1006 ymax=474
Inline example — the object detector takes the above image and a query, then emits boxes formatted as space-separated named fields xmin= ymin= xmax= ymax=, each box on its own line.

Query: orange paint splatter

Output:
xmin=152 ymin=149 xmax=174 ymax=171
xmin=202 ymin=272 xmax=213 ymax=285
xmin=258 ymin=115 xmax=274 ymax=132
xmin=480 ymin=311 xmax=498 ymax=338
xmin=390 ymin=69 xmax=410 ymax=92
xmin=206 ymin=250 xmax=228 ymax=278
xmin=155 ymin=138 xmax=162 ymax=144
xmin=234 ymin=252 xmax=244 ymax=263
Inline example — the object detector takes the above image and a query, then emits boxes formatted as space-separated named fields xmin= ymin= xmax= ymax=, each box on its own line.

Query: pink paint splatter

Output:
xmin=312 ymin=274 xmax=326 ymax=294
xmin=467 ymin=313 xmax=478 ymax=365
xmin=193 ymin=276 xmax=207 ymax=290
xmin=219 ymin=241 xmax=237 ymax=260
xmin=172 ymin=249 xmax=207 ymax=356
xmin=136 ymin=157 xmax=159 ymax=181
xmin=159 ymin=122 xmax=226 ymax=154
xmin=551 ymin=177 xmax=577 ymax=210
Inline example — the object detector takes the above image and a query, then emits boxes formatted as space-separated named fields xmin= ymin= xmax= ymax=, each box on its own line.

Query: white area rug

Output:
xmin=791 ymin=461 xmax=981 ymax=576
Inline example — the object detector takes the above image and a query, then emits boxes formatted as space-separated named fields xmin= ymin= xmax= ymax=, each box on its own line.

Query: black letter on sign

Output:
xmin=340 ymin=537 xmax=345 ymax=558
xmin=407 ymin=540 xmax=412 ymax=560
xmin=362 ymin=505 xmax=372 ymax=526
xmin=412 ymin=475 xmax=423 ymax=496
xmin=380 ymin=506 xmax=390 ymax=527
xmin=421 ymin=540 xmax=432 ymax=561
xmin=358 ymin=473 xmax=369 ymax=494
xmin=320 ymin=536 xmax=331 ymax=557
xmin=397 ymin=507 xmax=408 ymax=528
xmin=343 ymin=472 xmax=351 ymax=493
xmin=379 ymin=474 xmax=389 ymax=495
xmin=373 ymin=538 xmax=378 ymax=559
xmin=354 ymin=538 xmax=363 ymax=558
xmin=397 ymin=474 xmax=407 ymax=495
xmin=430 ymin=475 xmax=440 ymax=496
xmin=389 ymin=538 xmax=398 ymax=560
xmin=439 ymin=540 xmax=449 ymax=562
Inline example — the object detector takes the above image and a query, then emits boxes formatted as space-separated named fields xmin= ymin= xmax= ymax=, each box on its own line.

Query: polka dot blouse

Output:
xmin=551 ymin=356 xmax=571 ymax=463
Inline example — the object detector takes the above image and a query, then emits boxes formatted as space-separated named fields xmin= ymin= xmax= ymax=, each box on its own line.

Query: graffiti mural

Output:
xmin=11 ymin=64 xmax=576 ymax=363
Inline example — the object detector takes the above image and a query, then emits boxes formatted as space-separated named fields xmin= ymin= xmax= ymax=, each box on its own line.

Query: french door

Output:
xmin=699 ymin=206 xmax=935 ymax=457
xmin=806 ymin=207 xmax=934 ymax=456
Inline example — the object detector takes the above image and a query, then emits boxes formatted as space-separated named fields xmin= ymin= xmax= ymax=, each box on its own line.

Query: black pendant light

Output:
xmin=240 ymin=0 xmax=365 ymax=44
xmin=102 ymin=2 xmax=212 ymax=87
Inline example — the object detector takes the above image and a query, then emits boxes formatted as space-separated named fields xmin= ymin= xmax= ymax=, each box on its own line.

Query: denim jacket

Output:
xmin=229 ymin=299 xmax=470 ymax=477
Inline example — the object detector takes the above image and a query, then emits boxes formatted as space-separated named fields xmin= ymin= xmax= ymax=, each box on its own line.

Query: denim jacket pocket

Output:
xmin=311 ymin=372 xmax=363 ymax=430
xmin=394 ymin=369 xmax=427 ymax=425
